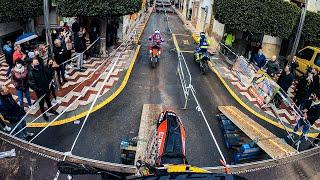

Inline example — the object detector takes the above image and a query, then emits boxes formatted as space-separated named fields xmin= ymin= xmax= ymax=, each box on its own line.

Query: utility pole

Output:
xmin=43 ymin=0 xmax=53 ymax=58
xmin=289 ymin=0 xmax=308 ymax=62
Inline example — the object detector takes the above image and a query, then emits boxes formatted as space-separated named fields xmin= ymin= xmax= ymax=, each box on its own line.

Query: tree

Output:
xmin=214 ymin=0 xmax=301 ymax=38
xmin=56 ymin=0 xmax=142 ymax=17
xmin=302 ymin=11 xmax=320 ymax=46
xmin=0 ymin=0 xmax=43 ymax=23
xmin=56 ymin=0 xmax=142 ymax=55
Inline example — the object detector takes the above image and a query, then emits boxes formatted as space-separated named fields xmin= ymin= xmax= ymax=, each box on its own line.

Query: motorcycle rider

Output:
xmin=195 ymin=32 xmax=210 ymax=63
xmin=148 ymin=30 xmax=164 ymax=58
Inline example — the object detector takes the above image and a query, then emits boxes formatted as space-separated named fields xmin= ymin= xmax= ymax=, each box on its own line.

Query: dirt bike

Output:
xmin=150 ymin=44 xmax=161 ymax=68
xmin=194 ymin=50 xmax=210 ymax=74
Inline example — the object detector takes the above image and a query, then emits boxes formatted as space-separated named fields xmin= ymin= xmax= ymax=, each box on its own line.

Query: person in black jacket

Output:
xmin=312 ymin=69 xmax=319 ymax=95
xmin=289 ymin=56 xmax=299 ymax=78
xmin=289 ymin=93 xmax=320 ymax=145
xmin=273 ymin=66 xmax=294 ymax=107
xmin=53 ymin=39 xmax=68 ymax=85
xmin=2 ymin=41 xmax=14 ymax=78
xmin=0 ymin=85 xmax=33 ymax=139
xmin=28 ymin=58 xmax=59 ymax=121
xmin=47 ymin=60 xmax=57 ymax=103
xmin=264 ymin=56 xmax=280 ymax=78
xmin=277 ymin=66 xmax=294 ymax=93
xmin=73 ymin=31 xmax=87 ymax=72
xmin=295 ymin=74 xmax=313 ymax=107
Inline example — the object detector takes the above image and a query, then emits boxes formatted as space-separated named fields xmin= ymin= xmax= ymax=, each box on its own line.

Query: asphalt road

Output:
xmin=28 ymin=11 xmax=300 ymax=167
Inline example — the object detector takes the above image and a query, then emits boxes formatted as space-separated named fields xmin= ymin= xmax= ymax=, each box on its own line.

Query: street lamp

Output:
xmin=289 ymin=0 xmax=308 ymax=62
xmin=201 ymin=6 xmax=208 ymax=32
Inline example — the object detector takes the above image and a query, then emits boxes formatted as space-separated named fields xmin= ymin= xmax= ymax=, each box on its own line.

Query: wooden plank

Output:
xmin=218 ymin=106 xmax=298 ymax=159
xmin=134 ymin=104 xmax=162 ymax=164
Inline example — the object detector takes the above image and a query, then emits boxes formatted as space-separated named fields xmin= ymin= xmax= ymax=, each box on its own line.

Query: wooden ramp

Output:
xmin=135 ymin=104 xmax=162 ymax=164
xmin=218 ymin=106 xmax=298 ymax=159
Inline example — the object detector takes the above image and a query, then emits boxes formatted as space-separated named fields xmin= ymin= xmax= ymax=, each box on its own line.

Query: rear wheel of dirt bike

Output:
xmin=151 ymin=57 xmax=157 ymax=68
xmin=200 ymin=60 xmax=208 ymax=74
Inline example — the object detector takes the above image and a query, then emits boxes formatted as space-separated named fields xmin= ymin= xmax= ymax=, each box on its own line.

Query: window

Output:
xmin=297 ymin=48 xmax=314 ymax=61
xmin=315 ymin=53 xmax=320 ymax=67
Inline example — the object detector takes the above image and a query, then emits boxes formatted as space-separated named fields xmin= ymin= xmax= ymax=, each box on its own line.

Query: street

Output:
xmin=0 ymin=0 xmax=320 ymax=179
xmin=29 ymin=11 xmax=292 ymax=167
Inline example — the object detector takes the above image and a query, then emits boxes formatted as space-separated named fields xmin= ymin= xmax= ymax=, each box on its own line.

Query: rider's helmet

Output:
xmin=200 ymin=32 xmax=206 ymax=39
xmin=155 ymin=30 xmax=160 ymax=34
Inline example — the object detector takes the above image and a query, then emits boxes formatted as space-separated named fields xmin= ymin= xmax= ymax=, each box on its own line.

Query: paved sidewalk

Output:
xmin=172 ymin=6 xmax=320 ymax=135
xmin=0 ymin=8 xmax=153 ymax=124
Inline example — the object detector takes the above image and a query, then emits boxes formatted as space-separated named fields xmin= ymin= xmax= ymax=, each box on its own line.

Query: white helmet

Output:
xmin=155 ymin=30 xmax=160 ymax=34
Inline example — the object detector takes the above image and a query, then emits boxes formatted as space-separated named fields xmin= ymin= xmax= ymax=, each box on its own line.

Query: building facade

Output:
xmin=179 ymin=0 xmax=320 ymax=58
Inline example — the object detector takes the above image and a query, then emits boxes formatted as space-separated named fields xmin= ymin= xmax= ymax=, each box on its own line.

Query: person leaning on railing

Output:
xmin=28 ymin=58 xmax=59 ymax=121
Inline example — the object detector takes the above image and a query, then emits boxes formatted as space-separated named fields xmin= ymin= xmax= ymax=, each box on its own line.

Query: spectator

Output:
xmin=277 ymin=66 xmax=294 ymax=93
xmin=63 ymin=22 xmax=70 ymax=31
xmin=20 ymin=42 xmax=31 ymax=54
xmin=38 ymin=44 xmax=47 ymax=59
xmin=53 ymin=39 xmax=68 ymax=85
xmin=253 ymin=49 xmax=266 ymax=68
xmin=11 ymin=60 xmax=32 ymax=108
xmin=74 ymin=31 xmax=86 ymax=72
xmin=265 ymin=55 xmax=280 ymax=78
xmin=311 ymin=69 xmax=319 ymax=95
xmin=12 ymin=44 xmax=26 ymax=64
xmin=224 ymin=33 xmax=235 ymax=47
xmin=47 ymin=59 xmax=58 ymax=104
xmin=0 ymin=85 xmax=33 ymax=139
xmin=289 ymin=56 xmax=299 ymax=78
xmin=273 ymin=65 xmax=294 ymax=107
xmin=80 ymin=27 xmax=90 ymax=61
xmin=51 ymin=29 xmax=59 ymax=41
xmin=2 ymin=41 xmax=14 ymax=78
xmin=295 ymin=75 xmax=313 ymax=107
xmin=29 ymin=58 xmax=59 ymax=121
xmin=249 ymin=42 xmax=262 ymax=62
xmin=89 ymin=22 xmax=99 ymax=57
xmin=289 ymin=93 xmax=320 ymax=143
xmin=72 ymin=18 xmax=80 ymax=33
xmin=0 ymin=114 xmax=11 ymax=132
xmin=64 ymin=29 xmax=73 ymax=69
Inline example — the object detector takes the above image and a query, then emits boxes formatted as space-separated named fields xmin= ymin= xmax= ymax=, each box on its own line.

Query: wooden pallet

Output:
xmin=135 ymin=104 xmax=162 ymax=165
xmin=218 ymin=106 xmax=298 ymax=159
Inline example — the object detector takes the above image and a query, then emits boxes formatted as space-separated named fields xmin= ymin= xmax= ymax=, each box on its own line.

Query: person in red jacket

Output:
xmin=12 ymin=44 xmax=26 ymax=64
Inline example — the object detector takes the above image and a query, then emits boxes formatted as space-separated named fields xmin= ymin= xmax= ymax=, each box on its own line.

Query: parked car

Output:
xmin=296 ymin=46 xmax=320 ymax=75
